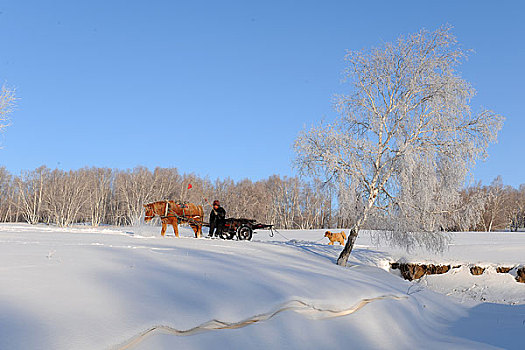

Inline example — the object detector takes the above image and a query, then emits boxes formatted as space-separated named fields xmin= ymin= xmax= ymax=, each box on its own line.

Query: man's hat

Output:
xmin=213 ymin=200 xmax=220 ymax=206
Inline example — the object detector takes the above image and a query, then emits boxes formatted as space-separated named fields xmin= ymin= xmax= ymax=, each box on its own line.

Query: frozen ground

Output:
xmin=0 ymin=223 xmax=524 ymax=349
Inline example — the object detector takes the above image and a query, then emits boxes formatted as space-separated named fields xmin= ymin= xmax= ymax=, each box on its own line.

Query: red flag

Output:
xmin=187 ymin=183 xmax=193 ymax=190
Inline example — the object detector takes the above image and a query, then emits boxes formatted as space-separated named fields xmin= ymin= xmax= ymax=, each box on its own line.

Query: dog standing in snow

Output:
xmin=324 ymin=231 xmax=347 ymax=245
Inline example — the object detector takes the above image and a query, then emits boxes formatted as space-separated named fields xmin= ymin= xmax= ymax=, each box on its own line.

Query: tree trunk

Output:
xmin=337 ymin=227 xmax=359 ymax=266
xmin=336 ymin=187 xmax=377 ymax=266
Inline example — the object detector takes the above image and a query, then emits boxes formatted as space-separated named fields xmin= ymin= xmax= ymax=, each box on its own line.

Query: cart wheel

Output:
xmin=237 ymin=225 xmax=253 ymax=241
xmin=219 ymin=230 xmax=234 ymax=240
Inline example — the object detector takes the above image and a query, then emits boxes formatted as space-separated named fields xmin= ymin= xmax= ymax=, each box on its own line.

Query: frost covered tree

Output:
xmin=294 ymin=26 xmax=504 ymax=266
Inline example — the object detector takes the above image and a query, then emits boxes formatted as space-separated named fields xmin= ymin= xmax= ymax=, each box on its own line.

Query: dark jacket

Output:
xmin=209 ymin=206 xmax=226 ymax=225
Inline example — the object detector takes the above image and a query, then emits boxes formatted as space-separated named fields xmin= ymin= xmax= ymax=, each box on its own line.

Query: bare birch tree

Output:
xmin=267 ymin=176 xmax=300 ymax=229
xmin=479 ymin=176 xmax=508 ymax=232
xmin=43 ymin=169 xmax=89 ymax=227
xmin=152 ymin=167 xmax=181 ymax=200
xmin=0 ymin=84 xmax=17 ymax=220
xmin=294 ymin=25 xmax=504 ymax=266
xmin=113 ymin=167 xmax=157 ymax=225
xmin=81 ymin=167 xmax=113 ymax=226
xmin=0 ymin=167 xmax=15 ymax=222
xmin=509 ymin=184 xmax=525 ymax=232
xmin=227 ymin=179 xmax=260 ymax=219
xmin=15 ymin=166 xmax=49 ymax=224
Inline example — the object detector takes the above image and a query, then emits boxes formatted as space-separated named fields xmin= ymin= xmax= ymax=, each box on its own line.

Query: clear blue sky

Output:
xmin=0 ymin=0 xmax=523 ymax=186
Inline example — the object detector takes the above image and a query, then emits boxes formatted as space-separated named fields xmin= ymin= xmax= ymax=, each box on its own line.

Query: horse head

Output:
xmin=143 ymin=203 xmax=155 ymax=222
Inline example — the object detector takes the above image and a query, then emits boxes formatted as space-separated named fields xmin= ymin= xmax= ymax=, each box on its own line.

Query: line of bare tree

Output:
xmin=0 ymin=166 xmax=333 ymax=229
xmin=460 ymin=176 xmax=525 ymax=232
xmin=0 ymin=165 xmax=522 ymax=232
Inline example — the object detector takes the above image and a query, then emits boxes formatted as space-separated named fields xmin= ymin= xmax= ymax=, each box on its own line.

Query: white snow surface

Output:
xmin=0 ymin=223 xmax=524 ymax=349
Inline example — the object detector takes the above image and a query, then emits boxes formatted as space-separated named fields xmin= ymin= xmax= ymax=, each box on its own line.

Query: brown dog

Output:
xmin=324 ymin=231 xmax=347 ymax=245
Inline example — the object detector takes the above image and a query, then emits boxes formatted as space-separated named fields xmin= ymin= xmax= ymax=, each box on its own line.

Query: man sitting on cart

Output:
xmin=208 ymin=200 xmax=226 ymax=238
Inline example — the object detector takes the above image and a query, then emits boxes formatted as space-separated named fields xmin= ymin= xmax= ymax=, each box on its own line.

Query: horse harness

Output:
xmin=162 ymin=200 xmax=195 ymax=225
xmin=145 ymin=200 xmax=202 ymax=226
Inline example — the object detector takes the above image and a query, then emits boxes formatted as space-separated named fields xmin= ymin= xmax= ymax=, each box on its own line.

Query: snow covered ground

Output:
xmin=266 ymin=229 xmax=525 ymax=306
xmin=0 ymin=223 xmax=524 ymax=349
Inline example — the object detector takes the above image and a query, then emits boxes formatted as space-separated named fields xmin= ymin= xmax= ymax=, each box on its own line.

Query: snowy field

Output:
xmin=0 ymin=223 xmax=524 ymax=349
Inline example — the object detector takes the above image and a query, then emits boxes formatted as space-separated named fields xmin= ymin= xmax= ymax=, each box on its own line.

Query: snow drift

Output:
xmin=0 ymin=224 xmax=523 ymax=349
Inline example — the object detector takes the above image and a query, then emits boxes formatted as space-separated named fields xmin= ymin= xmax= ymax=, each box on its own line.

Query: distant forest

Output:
xmin=0 ymin=166 xmax=523 ymax=232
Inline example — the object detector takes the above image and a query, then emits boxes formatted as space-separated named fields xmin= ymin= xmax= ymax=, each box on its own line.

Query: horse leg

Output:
xmin=172 ymin=223 xmax=179 ymax=237
xmin=197 ymin=224 xmax=202 ymax=238
xmin=198 ymin=206 xmax=204 ymax=237
xmin=190 ymin=224 xmax=200 ymax=238
xmin=161 ymin=222 xmax=167 ymax=237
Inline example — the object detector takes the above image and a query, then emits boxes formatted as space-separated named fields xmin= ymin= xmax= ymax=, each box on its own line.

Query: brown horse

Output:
xmin=143 ymin=201 xmax=204 ymax=238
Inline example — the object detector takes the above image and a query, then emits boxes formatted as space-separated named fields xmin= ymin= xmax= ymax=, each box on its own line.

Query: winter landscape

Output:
xmin=1 ymin=1 xmax=524 ymax=350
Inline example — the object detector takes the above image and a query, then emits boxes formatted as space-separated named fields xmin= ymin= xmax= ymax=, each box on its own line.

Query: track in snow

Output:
xmin=115 ymin=294 xmax=407 ymax=350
